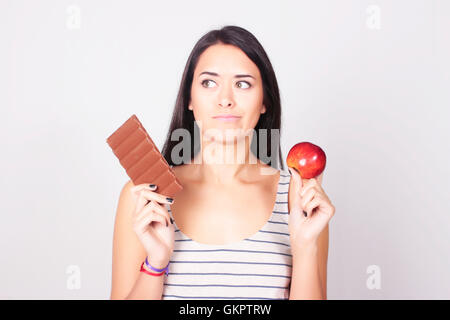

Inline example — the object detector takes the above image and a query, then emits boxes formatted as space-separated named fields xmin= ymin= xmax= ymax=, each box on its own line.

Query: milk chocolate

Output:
xmin=106 ymin=114 xmax=183 ymax=198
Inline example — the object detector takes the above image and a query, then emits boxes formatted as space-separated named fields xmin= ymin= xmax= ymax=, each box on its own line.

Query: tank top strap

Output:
xmin=266 ymin=169 xmax=283 ymax=223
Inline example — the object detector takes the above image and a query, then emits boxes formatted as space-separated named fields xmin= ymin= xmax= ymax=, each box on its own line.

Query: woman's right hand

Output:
xmin=130 ymin=184 xmax=175 ymax=269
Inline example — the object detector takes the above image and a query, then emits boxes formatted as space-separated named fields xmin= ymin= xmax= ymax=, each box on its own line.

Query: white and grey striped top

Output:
xmin=162 ymin=169 xmax=292 ymax=300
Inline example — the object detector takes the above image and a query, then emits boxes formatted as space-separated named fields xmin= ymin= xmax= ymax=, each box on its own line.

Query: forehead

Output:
xmin=195 ymin=44 xmax=260 ymax=78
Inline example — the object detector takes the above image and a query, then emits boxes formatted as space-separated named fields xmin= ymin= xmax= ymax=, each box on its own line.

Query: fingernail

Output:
xmin=149 ymin=184 xmax=156 ymax=189
xmin=303 ymin=210 xmax=307 ymax=217
xmin=166 ymin=197 xmax=174 ymax=203
xmin=166 ymin=220 xmax=168 ymax=227
xmin=170 ymin=218 xmax=174 ymax=225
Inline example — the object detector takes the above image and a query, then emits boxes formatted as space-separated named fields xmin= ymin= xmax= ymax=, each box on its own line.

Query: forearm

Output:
xmin=289 ymin=243 xmax=324 ymax=300
xmin=125 ymin=264 xmax=165 ymax=300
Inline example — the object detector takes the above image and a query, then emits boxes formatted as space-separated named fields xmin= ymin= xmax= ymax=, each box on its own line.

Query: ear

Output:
xmin=261 ymin=104 xmax=266 ymax=114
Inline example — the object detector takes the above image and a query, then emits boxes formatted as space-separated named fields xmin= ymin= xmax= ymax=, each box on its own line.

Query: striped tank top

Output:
xmin=162 ymin=169 xmax=292 ymax=300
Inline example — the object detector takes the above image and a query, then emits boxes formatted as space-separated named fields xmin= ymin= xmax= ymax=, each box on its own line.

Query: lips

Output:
xmin=212 ymin=115 xmax=241 ymax=122
xmin=213 ymin=115 xmax=241 ymax=119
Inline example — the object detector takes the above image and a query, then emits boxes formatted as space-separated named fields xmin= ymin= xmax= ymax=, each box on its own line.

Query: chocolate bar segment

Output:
xmin=106 ymin=114 xmax=183 ymax=198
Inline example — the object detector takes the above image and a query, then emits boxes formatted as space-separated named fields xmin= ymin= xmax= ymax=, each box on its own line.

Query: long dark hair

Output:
xmin=161 ymin=25 xmax=284 ymax=170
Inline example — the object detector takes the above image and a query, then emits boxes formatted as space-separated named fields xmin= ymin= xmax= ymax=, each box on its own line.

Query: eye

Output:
xmin=201 ymin=79 xmax=252 ymax=89
xmin=201 ymin=79 xmax=216 ymax=88
xmin=237 ymin=81 xmax=251 ymax=89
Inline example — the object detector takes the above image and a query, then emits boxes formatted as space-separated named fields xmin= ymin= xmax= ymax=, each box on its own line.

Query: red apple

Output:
xmin=286 ymin=142 xmax=326 ymax=179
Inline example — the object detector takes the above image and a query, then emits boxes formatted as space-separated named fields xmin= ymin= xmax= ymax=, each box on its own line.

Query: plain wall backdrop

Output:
xmin=1 ymin=0 xmax=449 ymax=299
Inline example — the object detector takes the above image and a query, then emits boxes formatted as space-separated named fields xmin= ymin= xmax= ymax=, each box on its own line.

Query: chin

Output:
xmin=203 ymin=127 xmax=249 ymax=142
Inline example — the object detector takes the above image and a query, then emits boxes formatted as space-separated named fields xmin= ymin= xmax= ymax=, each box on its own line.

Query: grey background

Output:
xmin=1 ymin=0 xmax=449 ymax=299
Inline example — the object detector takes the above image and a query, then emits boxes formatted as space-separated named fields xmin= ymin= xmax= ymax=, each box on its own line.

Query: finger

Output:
xmin=137 ymin=200 xmax=171 ymax=227
xmin=133 ymin=211 xmax=169 ymax=249
xmin=300 ymin=178 xmax=320 ymax=197
xmin=133 ymin=200 xmax=151 ymax=225
xmin=304 ymin=196 xmax=322 ymax=218
xmin=132 ymin=184 xmax=157 ymax=204
xmin=301 ymin=187 xmax=317 ymax=211
xmin=132 ymin=183 xmax=158 ymax=194
xmin=141 ymin=211 xmax=167 ymax=228
xmin=316 ymin=172 xmax=324 ymax=185
xmin=135 ymin=200 xmax=169 ymax=226
xmin=148 ymin=201 xmax=171 ymax=227
xmin=288 ymin=167 xmax=303 ymax=214
xmin=133 ymin=190 xmax=150 ymax=218
xmin=136 ymin=188 xmax=174 ymax=205
xmin=288 ymin=167 xmax=304 ymax=191
xmin=136 ymin=209 xmax=168 ymax=230
xmin=134 ymin=198 xmax=155 ymax=219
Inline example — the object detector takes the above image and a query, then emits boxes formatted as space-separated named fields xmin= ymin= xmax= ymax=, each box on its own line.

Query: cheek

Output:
xmin=243 ymin=113 xmax=262 ymax=131
xmin=189 ymin=100 xmax=214 ymax=134
xmin=238 ymin=87 xmax=264 ymax=112
xmin=190 ymin=92 xmax=211 ymax=119
xmin=240 ymin=101 xmax=265 ymax=127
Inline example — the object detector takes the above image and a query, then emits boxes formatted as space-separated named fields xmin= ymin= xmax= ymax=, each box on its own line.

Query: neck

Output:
xmin=191 ymin=133 xmax=262 ymax=184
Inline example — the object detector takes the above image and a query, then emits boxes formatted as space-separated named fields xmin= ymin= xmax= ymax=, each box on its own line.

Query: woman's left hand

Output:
xmin=287 ymin=167 xmax=335 ymax=249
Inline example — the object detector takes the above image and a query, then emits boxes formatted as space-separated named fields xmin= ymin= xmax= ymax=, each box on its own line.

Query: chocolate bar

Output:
xmin=106 ymin=114 xmax=183 ymax=198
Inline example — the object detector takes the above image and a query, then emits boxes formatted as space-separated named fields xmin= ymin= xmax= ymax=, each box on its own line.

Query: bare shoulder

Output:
xmin=122 ymin=179 xmax=135 ymax=192
xmin=115 ymin=179 xmax=139 ymax=231
xmin=118 ymin=180 xmax=136 ymax=205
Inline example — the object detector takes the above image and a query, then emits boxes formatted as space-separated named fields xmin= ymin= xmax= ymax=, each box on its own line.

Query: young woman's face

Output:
xmin=189 ymin=43 xmax=266 ymax=143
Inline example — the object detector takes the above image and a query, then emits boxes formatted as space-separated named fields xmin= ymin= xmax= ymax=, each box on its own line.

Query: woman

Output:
xmin=110 ymin=25 xmax=335 ymax=300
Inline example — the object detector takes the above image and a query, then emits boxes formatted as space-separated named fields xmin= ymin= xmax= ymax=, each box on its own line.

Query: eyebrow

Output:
xmin=199 ymin=71 xmax=255 ymax=80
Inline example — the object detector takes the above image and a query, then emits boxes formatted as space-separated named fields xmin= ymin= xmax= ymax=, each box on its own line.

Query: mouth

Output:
xmin=212 ymin=115 xmax=242 ymax=122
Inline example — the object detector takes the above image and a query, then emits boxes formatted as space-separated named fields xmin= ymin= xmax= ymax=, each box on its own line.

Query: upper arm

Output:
xmin=317 ymin=223 xmax=329 ymax=299
xmin=110 ymin=180 xmax=147 ymax=300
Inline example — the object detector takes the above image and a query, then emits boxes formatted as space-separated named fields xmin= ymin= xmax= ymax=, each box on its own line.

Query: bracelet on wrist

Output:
xmin=140 ymin=262 xmax=165 ymax=276
xmin=142 ymin=256 xmax=170 ymax=276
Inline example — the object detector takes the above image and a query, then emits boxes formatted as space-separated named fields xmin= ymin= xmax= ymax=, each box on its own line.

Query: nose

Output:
xmin=218 ymin=83 xmax=235 ymax=108
xmin=219 ymin=100 xmax=233 ymax=108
